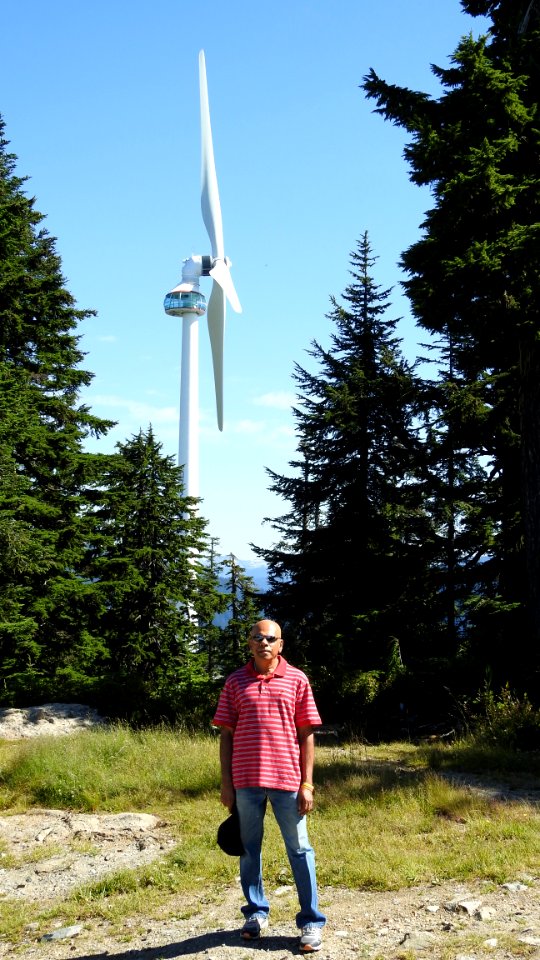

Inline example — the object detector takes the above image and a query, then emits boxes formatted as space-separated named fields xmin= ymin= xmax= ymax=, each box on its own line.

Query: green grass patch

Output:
xmin=0 ymin=724 xmax=220 ymax=811
xmin=418 ymin=737 xmax=540 ymax=778
xmin=0 ymin=728 xmax=539 ymax=943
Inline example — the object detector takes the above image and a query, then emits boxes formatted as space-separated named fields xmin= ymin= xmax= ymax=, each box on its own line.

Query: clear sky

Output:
xmin=1 ymin=1 xmax=489 ymax=568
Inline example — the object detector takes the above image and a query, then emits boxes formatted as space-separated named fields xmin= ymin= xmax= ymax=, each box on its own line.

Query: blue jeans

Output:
xmin=235 ymin=787 xmax=326 ymax=929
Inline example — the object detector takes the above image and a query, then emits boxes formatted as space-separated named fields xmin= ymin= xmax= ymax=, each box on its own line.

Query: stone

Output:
xmin=0 ymin=703 xmax=105 ymax=740
xmin=444 ymin=898 xmax=482 ymax=915
xmin=475 ymin=906 xmax=497 ymax=920
xmin=40 ymin=924 xmax=83 ymax=942
xmin=400 ymin=930 xmax=438 ymax=950
xmin=502 ymin=881 xmax=529 ymax=892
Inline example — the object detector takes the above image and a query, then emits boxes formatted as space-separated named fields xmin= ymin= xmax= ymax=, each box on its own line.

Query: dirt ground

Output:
xmin=1 ymin=707 xmax=539 ymax=959
xmin=0 ymin=809 xmax=539 ymax=960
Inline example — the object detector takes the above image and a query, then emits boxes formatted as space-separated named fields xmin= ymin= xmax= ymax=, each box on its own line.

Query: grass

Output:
xmin=0 ymin=726 xmax=539 ymax=942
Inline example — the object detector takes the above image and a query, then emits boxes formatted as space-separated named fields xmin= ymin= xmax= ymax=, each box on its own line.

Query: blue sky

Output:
xmin=1 ymin=1 xmax=490 ymax=567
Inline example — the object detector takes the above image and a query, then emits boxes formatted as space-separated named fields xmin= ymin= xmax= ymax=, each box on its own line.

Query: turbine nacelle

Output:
xmin=164 ymin=253 xmax=240 ymax=318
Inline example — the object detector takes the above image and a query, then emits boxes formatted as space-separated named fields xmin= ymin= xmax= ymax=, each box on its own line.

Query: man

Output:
xmin=213 ymin=618 xmax=326 ymax=953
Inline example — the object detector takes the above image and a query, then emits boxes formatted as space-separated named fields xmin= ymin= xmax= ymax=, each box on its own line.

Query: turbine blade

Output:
xmin=209 ymin=259 xmax=242 ymax=314
xmin=207 ymin=280 xmax=225 ymax=431
xmin=199 ymin=50 xmax=224 ymax=259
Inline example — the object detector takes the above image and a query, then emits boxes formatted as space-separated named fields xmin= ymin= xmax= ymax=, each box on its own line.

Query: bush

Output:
xmin=471 ymin=684 xmax=540 ymax=750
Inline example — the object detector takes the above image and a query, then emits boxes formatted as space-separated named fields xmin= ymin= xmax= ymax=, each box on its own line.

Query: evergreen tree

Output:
xmin=363 ymin=0 xmax=540 ymax=689
xmin=87 ymin=427 xmax=221 ymax=722
xmin=0 ymin=119 xmax=112 ymax=703
xmin=257 ymin=235 xmax=426 ymax=722
xmin=196 ymin=537 xmax=228 ymax=677
xmin=218 ymin=554 xmax=262 ymax=674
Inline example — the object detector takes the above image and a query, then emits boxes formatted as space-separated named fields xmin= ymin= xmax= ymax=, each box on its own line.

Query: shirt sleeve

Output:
xmin=212 ymin=678 xmax=238 ymax=728
xmin=294 ymin=677 xmax=322 ymax=727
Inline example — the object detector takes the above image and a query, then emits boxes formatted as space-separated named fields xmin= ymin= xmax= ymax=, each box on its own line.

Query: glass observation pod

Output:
xmin=163 ymin=290 xmax=206 ymax=317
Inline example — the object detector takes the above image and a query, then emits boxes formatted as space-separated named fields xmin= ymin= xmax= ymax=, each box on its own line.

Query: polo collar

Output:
xmin=247 ymin=655 xmax=288 ymax=679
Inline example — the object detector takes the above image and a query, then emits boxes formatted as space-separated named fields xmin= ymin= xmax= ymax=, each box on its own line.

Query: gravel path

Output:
xmin=1 ymin=876 xmax=540 ymax=959
xmin=0 ymin=808 xmax=538 ymax=960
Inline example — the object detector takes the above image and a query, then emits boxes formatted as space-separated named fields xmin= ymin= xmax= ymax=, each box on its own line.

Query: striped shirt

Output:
xmin=213 ymin=656 xmax=322 ymax=791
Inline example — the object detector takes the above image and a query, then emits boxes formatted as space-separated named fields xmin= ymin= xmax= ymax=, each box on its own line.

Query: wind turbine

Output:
xmin=164 ymin=50 xmax=242 ymax=498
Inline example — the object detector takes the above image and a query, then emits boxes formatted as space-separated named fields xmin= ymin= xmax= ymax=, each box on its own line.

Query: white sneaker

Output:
xmin=299 ymin=924 xmax=323 ymax=951
xmin=241 ymin=916 xmax=269 ymax=939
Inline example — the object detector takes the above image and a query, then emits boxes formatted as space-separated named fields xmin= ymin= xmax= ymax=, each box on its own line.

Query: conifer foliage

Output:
xmin=257 ymin=234 xmax=425 ymax=722
xmin=86 ymin=428 xmax=225 ymax=720
xmin=0 ymin=121 xmax=259 ymax=718
xmin=0 ymin=119 xmax=112 ymax=702
xmin=363 ymin=0 xmax=540 ymax=690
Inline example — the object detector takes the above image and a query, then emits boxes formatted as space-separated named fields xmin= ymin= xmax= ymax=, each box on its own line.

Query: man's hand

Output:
xmin=297 ymin=784 xmax=314 ymax=815
xmin=220 ymin=783 xmax=236 ymax=811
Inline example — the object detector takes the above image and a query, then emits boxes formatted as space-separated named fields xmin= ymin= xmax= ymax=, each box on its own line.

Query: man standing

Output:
xmin=213 ymin=619 xmax=326 ymax=952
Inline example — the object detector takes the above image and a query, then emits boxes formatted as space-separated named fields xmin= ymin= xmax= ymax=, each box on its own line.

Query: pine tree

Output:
xmin=87 ymin=427 xmax=220 ymax=721
xmin=195 ymin=537 xmax=228 ymax=677
xmin=363 ymin=0 xmax=540 ymax=688
xmin=218 ymin=554 xmax=262 ymax=674
xmin=257 ymin=235 xmax=427 ymax=721
xmin=0 ymin=118 xmax=112 ymax=703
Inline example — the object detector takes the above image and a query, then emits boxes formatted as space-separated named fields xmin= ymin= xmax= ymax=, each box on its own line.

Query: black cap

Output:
xmin=217 ymin=805 xmax=245 ymax=856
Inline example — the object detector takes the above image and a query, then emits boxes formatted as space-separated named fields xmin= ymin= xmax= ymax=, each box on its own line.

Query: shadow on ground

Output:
xmin=59 ymin=929 xmax=300 ymax=958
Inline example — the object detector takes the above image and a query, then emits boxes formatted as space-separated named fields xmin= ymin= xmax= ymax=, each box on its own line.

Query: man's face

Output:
xmin=249 ymin=620 xmax=283 ymax=664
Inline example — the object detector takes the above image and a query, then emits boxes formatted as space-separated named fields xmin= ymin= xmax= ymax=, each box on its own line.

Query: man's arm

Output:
xmin=297 ymin=725 xmax=316 ymax=815
xmin=219 ymin=726 xmax=236 ymax=811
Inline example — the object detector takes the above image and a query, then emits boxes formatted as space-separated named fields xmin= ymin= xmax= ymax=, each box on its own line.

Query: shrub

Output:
xmin=471 ymin=684 xmax=540 ymax=750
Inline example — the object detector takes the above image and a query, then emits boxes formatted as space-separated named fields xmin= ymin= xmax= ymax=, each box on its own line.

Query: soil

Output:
xmin=1 ymin=706 xmax=539 ymax=960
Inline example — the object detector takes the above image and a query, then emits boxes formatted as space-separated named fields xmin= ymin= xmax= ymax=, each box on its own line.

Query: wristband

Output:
xmin=301 ymin=782 xmax=314 ymax=792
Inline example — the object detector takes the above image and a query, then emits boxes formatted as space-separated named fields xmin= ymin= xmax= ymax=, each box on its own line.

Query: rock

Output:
xmin=502 ymin=881 xmax=528 ymax=892
xmin=40 ymin=924 xmax=83 ymax=942
xmin=70 ymin=812 xmax=160 ymax=835
xmin=483 ymin=937 xmax=498 ymax=947
xmin=273 ymin=885 xmax=293 ymax=896
xmin=475 ymin=906 xmax=497 ymax=920
xmin=519 ymin=935 xmax=540 ymax=946
xmin=400 ymin=930 xmax=438 ymax=950
xmin=445 ymin=898 xmax=483 ymax=915
xmin=0 ymin=704 xmax=105 ymax=740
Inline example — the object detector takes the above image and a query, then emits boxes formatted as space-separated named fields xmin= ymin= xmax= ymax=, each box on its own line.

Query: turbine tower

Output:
xmin=164 ymin=50 xmax=241 ymax=498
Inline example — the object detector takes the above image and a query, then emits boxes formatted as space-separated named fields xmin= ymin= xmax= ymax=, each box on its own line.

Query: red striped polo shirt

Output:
xmin=212 ymin=656 xmax=322 ymax=791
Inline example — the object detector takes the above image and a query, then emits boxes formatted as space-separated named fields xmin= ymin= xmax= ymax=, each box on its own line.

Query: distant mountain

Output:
xmin=241 ymin=559 xmax=269 ymax=594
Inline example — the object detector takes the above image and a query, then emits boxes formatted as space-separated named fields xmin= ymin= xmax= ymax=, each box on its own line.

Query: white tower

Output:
xmin=164 ymin=51 xmax=241 ymax=499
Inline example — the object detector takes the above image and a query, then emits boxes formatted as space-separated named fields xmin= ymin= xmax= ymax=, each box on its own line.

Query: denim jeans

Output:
xmin=235 ymin=787 xmax=326 ymax=929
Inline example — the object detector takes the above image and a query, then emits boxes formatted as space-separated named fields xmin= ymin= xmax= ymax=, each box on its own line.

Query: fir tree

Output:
xmin=363 ymin=0 xmax=540 ymax=688
xmin=257 ymin=235 xmax=426 ymax=721
xmin=87 ymin=427 xmax=220 ymax=721
xmin=218 ymin=554 xmax=262 ymax=674
xmin=0 ymin=118 xmax=112 ymax=703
